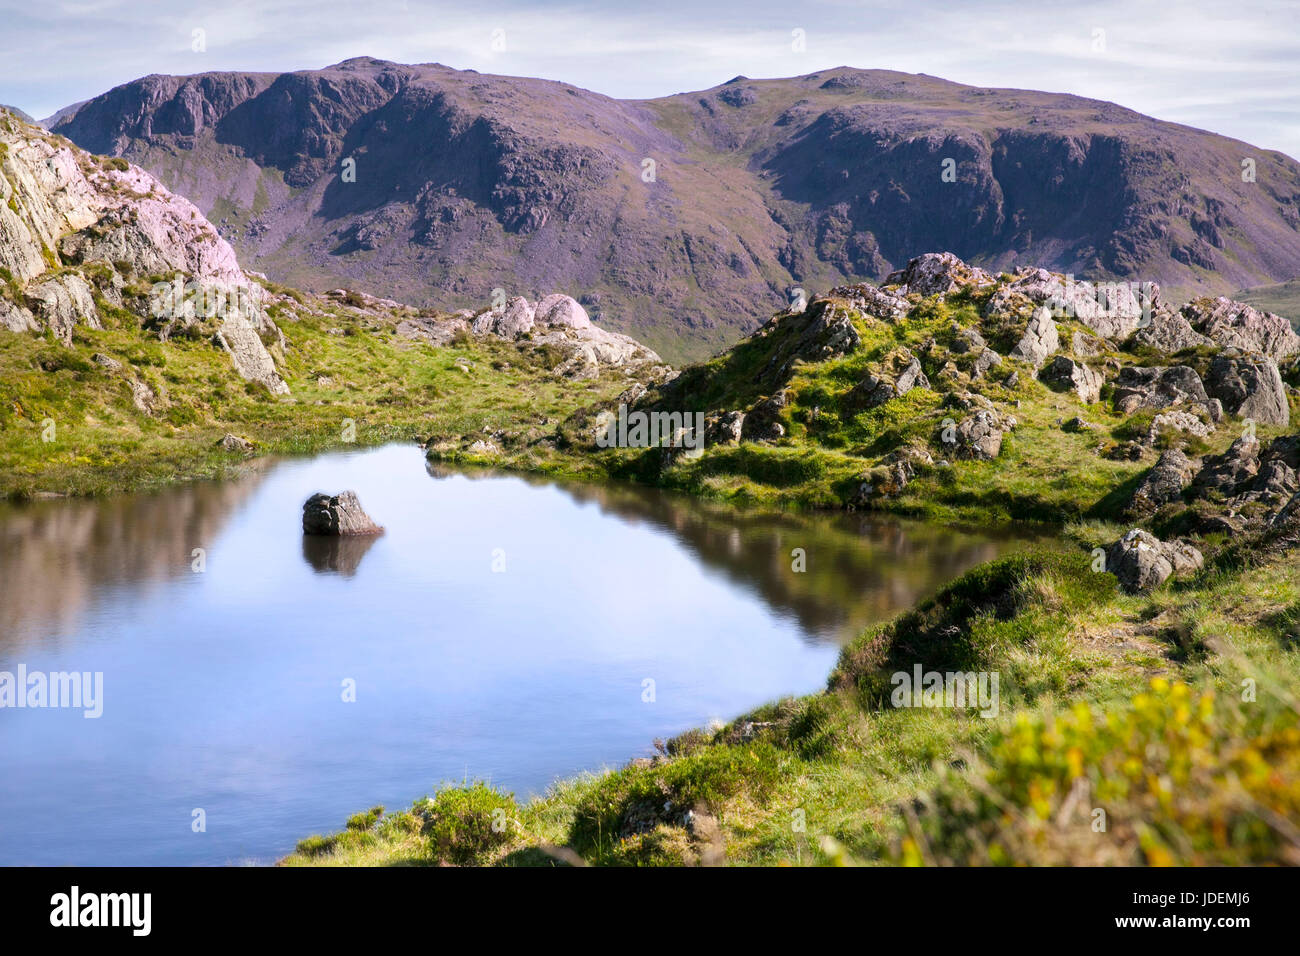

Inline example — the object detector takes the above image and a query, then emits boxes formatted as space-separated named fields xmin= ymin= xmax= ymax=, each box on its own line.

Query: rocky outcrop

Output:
xmin=1182 ymin=297 xmax=1300 ymax=362
xmin=1039 ymin=355 xmax=1103 ymax=403
xmin=472 ymin=296 xmax=535 ymax=337
xmin=1008 ymin=308 xmax=1059 ymax=368
xmin=946 ymin=409 xmax=1016 ymax=461
xmin=302 ymin=491 xmax=384 ymax=536
xmin=743 ymin=391 xmax=790 ymax=441
xmin=1106 ymin=529 xmax=1203 ymax=592
xmin=883 ymin=252 xmax=994 ymax=297
xmin=1146 ymin=410 xmax=1212 ymax=445
xmin=1204 ymin=354 xmax=1289 ymax=427
xmin=450 ymin=293 xmax=660 ymax=378
xmin=1132 ymin=309 xmax=1211 ymax=353
xmin=843 ymin=348 xmax=929 ymax=412
xmin=827 ymin=282 xmax=909 ymax=322
xmin=26 ymin=273 xmax=99 ymax=345
xmin=971 ymin=348 xmax=1002 ymax=379
xmin=987 ymin=269 xmax=1153 ymax=340
xmin=1126 ymin=449 xmax=1196 ymax=516
xmin=1112 ymin=365 xmax=1209 ymax=415
xmin=705 ymin=410 xmax=745 ymax=446
xmin=754 ymin=298 xmax=861 ymax=387
xmin=0 ymin=109 xmax=288 ymax=392
xmin=1192 ymin=437 xmax=1261 ymax=496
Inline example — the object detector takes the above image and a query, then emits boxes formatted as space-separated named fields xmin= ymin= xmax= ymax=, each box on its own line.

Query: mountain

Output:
xmin=50 ymin=58 xmax=1300 ymax=362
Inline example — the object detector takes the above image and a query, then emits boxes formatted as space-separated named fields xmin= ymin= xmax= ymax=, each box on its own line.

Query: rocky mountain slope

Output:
xmin=50 ymin=59 xmax=1300 ymax=362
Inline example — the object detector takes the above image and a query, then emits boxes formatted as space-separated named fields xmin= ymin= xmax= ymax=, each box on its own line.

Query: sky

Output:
xmin=1 ymin=0 xmax=1298 ymax=158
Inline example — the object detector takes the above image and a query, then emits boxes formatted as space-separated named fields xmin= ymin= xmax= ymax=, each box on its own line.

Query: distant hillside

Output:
xmin=51 ymin=58 xmax=1300 ymax=362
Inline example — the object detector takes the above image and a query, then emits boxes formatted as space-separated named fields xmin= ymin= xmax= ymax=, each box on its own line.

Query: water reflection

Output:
xmin=0 ymin=470 xmax=267 ymax=651
xmin=425 ymin=461 xmax=1047 ymax=645
xmin=301 ymin=533 xmax=379 ymax=576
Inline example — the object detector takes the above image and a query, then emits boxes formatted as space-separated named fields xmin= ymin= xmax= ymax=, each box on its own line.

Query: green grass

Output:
xmin=0 ymin=298 xmax=634 ymax=499
xmin=450 ymin=288 xmax=1293 ymax=525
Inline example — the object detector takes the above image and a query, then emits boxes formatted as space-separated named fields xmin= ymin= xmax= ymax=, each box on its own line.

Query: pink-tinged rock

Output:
xmin=534 ymin=294 xmax=592 ymax=329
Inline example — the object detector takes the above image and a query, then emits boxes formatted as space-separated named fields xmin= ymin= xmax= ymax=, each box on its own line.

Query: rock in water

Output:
xmin=302 ymin=491 xmax=384 ymax=536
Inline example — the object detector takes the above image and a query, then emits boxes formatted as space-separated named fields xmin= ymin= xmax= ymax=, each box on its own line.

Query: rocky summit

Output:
xmin=47 ymin=59 xmax=1300 ymax=362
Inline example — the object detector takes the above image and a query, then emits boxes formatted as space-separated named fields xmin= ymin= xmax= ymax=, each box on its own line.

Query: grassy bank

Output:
xmin=434 ymin=288 xmax=1298 ymax=525
xmin=284 ymin=545 xmax=1300 ymax=866
xmin=0 ymin=291 xmax=633 ymax=499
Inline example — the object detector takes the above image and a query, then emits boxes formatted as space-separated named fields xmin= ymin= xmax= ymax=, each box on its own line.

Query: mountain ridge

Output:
xmin=49 ymin=58 xmax=1300 ymax=362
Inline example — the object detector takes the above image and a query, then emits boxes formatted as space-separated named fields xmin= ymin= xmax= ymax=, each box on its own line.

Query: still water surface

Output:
xmin=0 ymin=444 xmax=1039 ymax=864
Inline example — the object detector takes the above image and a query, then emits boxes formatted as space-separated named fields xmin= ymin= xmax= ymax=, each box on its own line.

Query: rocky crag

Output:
xmin=0 ymin=108 xmax=288 ymax=395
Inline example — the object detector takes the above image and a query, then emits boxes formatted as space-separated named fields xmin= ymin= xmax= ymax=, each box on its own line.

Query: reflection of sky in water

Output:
xmin=0 ymin=444 xmax=1040 ymax=864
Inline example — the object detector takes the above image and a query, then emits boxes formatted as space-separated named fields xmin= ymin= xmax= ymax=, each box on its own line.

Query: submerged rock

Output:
xmin=302 ymin=491 xmax=384 ymax=536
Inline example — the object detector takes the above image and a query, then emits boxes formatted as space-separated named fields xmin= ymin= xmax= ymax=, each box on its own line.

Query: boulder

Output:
xmin=475 ymin=296 xmax=536 ymax=337
xmin=1132 ymin=309 xmax=1211 ymax=354
xmin=216 ymin=433 xmax=254 ymax=452
xmin=1009 ymin=307 xmax=1059 ymax=368
xmin=534 ymin=294 xmax=592 ymax=329
xmin=743 ymin=391 xmax=790 ymax=441
xmin=705 ymin=410 xmax=745 ymax=446
xmin=1105 ymin=529 xmax=1203 ymax=593
xmin=1146 ymin=410 xmax=1211 ymax=445
xmin=1205 ymin=354 xmax=1289 ymax=426
xmin=948 ymin=409 xmax=1016 ymax=461
xmin=951 ymin=326 xmax=987 ymax=354
xmin=26 ymin=273 xmax=100 ymax=345
xmin=1192 ymin=437 xmax=1260 ymax=496
xmin=1070 ymin=330 xmax=1108 ymax=358
xmin=302 ymin=491 xmax=384 ymax=536
xmin=0 ymin=296 xmax=38 ymax=333
xmin=1112 ymin=365 xmax=1208 ymax=415
xmin=1126 ymin=449 xmax=1195 ymax=516
xmin=1039 ymin=355 xmax=1103 ymax=403
xmin=396 ymin=315 xmax=470 ymax=346
xmin=971 ymin=347 xmax=1002 ymax=379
